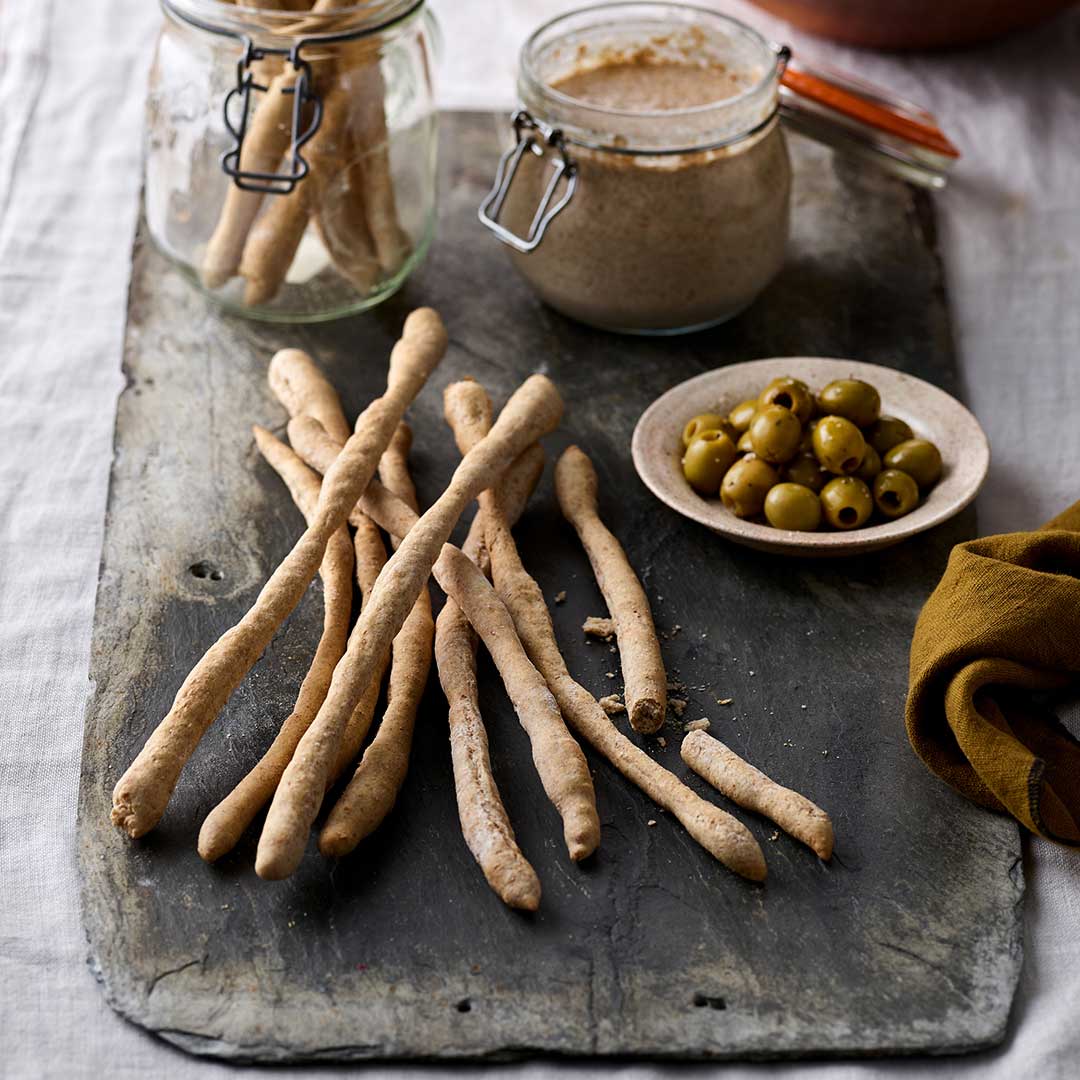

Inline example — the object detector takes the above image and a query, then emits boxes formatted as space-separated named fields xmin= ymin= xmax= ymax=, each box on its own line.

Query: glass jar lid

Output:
xmin=779 ymin=58 xmax=959 ymax=190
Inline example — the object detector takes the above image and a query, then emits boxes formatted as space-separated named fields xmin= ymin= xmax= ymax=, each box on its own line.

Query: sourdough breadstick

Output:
xmin=110 ymin=307 xmax=445 ymax=838
xmin=337 ymin=58 xmax=411 ymax=273
xmin=287 ymin=413 xmax=600 ymax=873
xmin=330 ymin=508 xmax=390 ymax=776
xmin=320 ymin=424 xmax=435 ymax=856
xmin=255 ymin=374 xmax=576 ymax=879
xmin=239 ymin=79 xmax=351 ymax=306
xmin=268 ymin=347 xmax=353 ymax=444
xmin=201 ymin=64 xmax=301 ymax=288
xmin=316 ymin=131 xmax=381 ymax=296
xmin=200 ymin=0 xmax=349 ymax=288
xmin=199 ymin=346 xmax=382 ymax=859
xmin=435 ymin=449 xmax=545 ymax=910
xmin=682 ymin=730 xmax=834 ymax=860
xmin=555 ymin=446 xmax=666 ymax=734
xmin=196 ymin=428 xmax=353 ymax=861
xmin=446 ymin=384 xmax=764 ymax=881
xmin=266 ymin=343 xmax=393 ymax=775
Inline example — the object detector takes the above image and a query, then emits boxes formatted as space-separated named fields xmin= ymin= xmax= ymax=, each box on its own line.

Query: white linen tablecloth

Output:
xmin=2 ymin=1 xmax=1079 ymax=1077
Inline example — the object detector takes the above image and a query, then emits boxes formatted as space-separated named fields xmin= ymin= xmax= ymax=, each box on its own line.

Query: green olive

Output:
xmin=728 ymin=399 xmax=759 ymax=433
xmin=682 ymin=413 xmax=731 ymax=448
xmin=865 ymin=415 xmax=914 ymax=456
xmin=749 ymin=404 xmax=803 ymax=464
xmin=820 ymin=476 xmax=874 ymax=530
xmin=812 ymin=415 xmax=866 ymax=475
xmin=758 ymin=377 xmax=815 ymax=425
xmin=884 ymin=438 xmax=943 ymax=488
xmin=764 ymin=483 xmax=822 ymax=531
xmin=737 ymin=429 xmax=754 ymax=453
xmin=721 ymin=457 xmax=779 ymax=518
xmin=873 ymin=469 xmax=920 ymax=519
xmin=681 ymin=430 xmax=738 ymax=494
xmin=854 ymin=443 xmax=882 ymax=484
xmin=816 ymin=379 xmax=881 ymax=428
xmin=783 ymin=453 xmax=828 ymax=493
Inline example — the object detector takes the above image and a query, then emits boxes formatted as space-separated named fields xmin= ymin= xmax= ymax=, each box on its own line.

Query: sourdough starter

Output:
xmin=503 ymin=57 xmax=791 ymax=332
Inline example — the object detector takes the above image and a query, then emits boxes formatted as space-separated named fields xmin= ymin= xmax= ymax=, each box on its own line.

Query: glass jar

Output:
xmin=480 ymin=2 xmax=959 ymax=336
xmin=146 ymin=0 xmax=437 ymax=323
xmin=481 ymin=3 xmax=791 ymax=335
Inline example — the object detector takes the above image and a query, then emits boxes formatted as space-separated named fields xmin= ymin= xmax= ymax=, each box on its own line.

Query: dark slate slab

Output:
xmin=78 ymin=111 xmax=1022 ymax=1063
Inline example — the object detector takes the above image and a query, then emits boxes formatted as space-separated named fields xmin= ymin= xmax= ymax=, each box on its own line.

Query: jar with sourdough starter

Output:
xmin=480 ymin=2 xmax=958 ymax=334
xmin=145 ymin=0 xmax=437 ymax=322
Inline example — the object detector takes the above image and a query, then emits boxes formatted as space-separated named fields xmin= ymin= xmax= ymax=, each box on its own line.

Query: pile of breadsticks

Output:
xmin=111 ymin=308 xmax=833 ymax=908
xmin=202 ymin=0 xmax=411 ymax=306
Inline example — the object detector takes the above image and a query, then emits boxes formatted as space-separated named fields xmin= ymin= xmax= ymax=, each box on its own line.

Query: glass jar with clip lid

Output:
xmin=479 ymin=2 xmax=958 ymax=335
xmin=145 ymin=0 xmax=438 ymax=322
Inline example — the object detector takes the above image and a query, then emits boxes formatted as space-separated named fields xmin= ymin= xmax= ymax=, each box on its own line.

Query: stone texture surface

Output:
xmin=77 ymin=112 xmax=1023 ymax=1063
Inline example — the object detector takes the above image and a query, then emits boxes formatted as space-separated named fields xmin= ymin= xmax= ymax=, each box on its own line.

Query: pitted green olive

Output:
xmin=758 ymin=377 xmax=815 ymax=425
xmin=873 ymin=469 xmax=920 ymax=518
xmin=721 ymin=457 xmax=779 ymax=518
xmin=682 ymin=413 xmax=732 ymax=448
xmin=783 ymin=453 xmax=828 ymax=493
xmin=816 ymin=379 xmax=881 ymax=428
xmin=820 ymin=476 xmax=873 ymax=529
xmin=727 ymin=399 xmax=759 ymax=433
xmin=883 ymin=438 xmax=942 ymax=488
xmin=749 ymin=404 xmax=803 ymax=464
xmin=812 ymin=416 xmax=866 ymax=475
xmin=764 ymin=483 xmax=822 ymax=531
xmin=866 ymin=415 xmax=914 ymax=456
xmin=681 ymin=430 xmax=739 ymax=494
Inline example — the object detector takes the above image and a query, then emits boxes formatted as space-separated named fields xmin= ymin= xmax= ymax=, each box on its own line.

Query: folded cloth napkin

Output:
xmin=907 ymin=500 xmax=1080 ymax=844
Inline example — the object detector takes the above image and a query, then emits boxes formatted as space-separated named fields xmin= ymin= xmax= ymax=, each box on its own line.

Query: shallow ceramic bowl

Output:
xmin=632 ymin=358 xmax=990 ymax=556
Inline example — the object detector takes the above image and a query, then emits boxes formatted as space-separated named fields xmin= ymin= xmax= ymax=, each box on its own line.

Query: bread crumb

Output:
xmin=598 ymin=693 xmax=625 ymax=715
xmin=685 ymin=718 xmax=710 ymax=732
xmin=583 ymin=615 xmax=615 ymax=638
xmin=554 ymin=591 xmax=567 ymax=604
xmin=647 ymin=820 xmax=657 ymax=827
xmin=669 ymin=697 xmax=687 ymax=717
xmin=769 ymin=830 xmax=780 ymax=842
xmin=657 ymin=736 xmax=667 ymax=748
xmin=605 ymin=671 xmax=616 ymax=679
xmin=717 ymin=698 xmax=733 ymax=706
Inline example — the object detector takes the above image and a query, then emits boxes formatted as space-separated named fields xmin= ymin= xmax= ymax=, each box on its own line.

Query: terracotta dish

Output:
xmin=631 ymin=357 xmax=989 ymax=556
xmin=746 ymin=0 xmax=1074 ymax=49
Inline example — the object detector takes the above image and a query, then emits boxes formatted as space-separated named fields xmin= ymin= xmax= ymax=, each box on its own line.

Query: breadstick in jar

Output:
xmin=315 ymin=130 xmax=381 ymax=297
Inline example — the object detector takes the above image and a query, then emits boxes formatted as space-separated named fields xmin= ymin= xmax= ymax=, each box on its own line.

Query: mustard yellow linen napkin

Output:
xmin=906 ymin=500 xmax=1080 ymax=843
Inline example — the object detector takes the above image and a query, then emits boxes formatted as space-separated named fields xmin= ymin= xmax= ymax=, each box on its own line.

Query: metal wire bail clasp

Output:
xmin=221 ymin=38 xmax=323 ymax=194
xmin=478 ymin=110 xmax=577 ymax=253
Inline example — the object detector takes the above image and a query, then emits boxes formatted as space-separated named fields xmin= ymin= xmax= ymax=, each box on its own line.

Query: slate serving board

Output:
xmin=78 ymin=112 xmax=1023 ymax=1063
